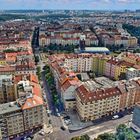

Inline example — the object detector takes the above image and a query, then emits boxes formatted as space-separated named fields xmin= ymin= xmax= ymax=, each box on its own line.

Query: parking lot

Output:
xmin=60 ymin=110 xmax=93 ymax=131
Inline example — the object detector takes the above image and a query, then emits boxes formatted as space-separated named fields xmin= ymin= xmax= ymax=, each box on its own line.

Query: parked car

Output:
xmin=60 ymin=126 xmax=66 ymax=131
xmin=57 ymin=113 xmax=61 ymax=117
xmin=49 ymin=120 xmax=52 ymax=124
xmin=56 ymin=108 xmax=59 ymax=113
xmin=118 ymin=114 xmax=124 ymax=118
xmin=64 ymin=119 xmax=71 ymax=125
xmin=63 ymin=116 xmax=70 ymax=120
xmin=39 ymin=130 xmax=45 ymax=136
xmin=112 ymin=115 xmax=119 ymax=119
xmin=46 ymin=109 xmax=51 ymax=114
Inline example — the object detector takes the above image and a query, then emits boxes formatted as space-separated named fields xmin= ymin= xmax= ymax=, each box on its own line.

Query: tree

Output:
xmin=116 ymin=124 xmax=127 ymax=133
xmin=71 ymin=134 xmax=90 ymax=140
xmin=71 ymin=137 xmax=81 ymax=140
xmin=116 ymin=124 xmax=136 ymax=140
xmin=35 ymin=56 xmax=40 ymax=64
xmin=97 ymin=133 xmax=116 ymax=140
xmin=36 ymin=66 xmax=41 ymax=80
xmin=3 ymin=49 xmax=17 ymax=53
xmin=81 ymin=134 xmax=90 ymax=140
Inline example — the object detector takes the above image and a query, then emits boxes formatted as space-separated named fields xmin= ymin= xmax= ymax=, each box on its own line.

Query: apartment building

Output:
xmin=118 ymin=80 xmax=137 ymax=110
xmin=39 ymin=29 xmax=98 ymax=47
xmin=104 ymin=58 xmax=134 ymax=80
xmin=0 ymin=102 xmax=24 ymax=140
xmin=75 ymin=78 xmax=140 ymax=121
xmin=126 ymin=67 xmax=140 ymax=80
xmin=93 ymin=55 xmax=110 ymax=76
xmin=0 ymin=74 xmax=44 ymax=140
xmin=132 ymin=103 xmax=140 ymax=129
xmin=0 ymin=75 xmax=17 ymax=104
xmin=122 ymin=53 xmax=140 ymax=66
xmin=19 ymin=94 xmax=44 ymax=132
xmin=64 ymin=54 xmax=93 ymax=72
xmin=95 ymin=27 xmax=138 ymax=47
xmin=0 ymin=95 xmax=44 ymax=140
xmin=0 ymin=66 xmax=15 ymax=75
xmin=60 ymin=74 xmax=80 ymax=110
xmin=0 ymin=54 xmax=36 ymax=75
xmin=75 ymin=85 xmax=121 ymax=121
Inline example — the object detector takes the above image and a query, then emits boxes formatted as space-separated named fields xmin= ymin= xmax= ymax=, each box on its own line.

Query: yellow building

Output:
xmin=93 ymin=55 xmax=110 ymax=76
xmin=93 ymin=56 xmax=99 ymax=74
xmin=115 ymin=61 xmax=134 ymax=80
xmin=128 ymin=37 xmax=138 ymax=47
xmin=114 ymin=65 xmax=127 ymax=80
xmin=0 ymin=59 xmax=6 ymax=65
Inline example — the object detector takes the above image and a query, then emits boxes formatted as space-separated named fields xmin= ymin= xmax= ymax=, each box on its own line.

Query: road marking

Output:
xmin=83 ymin=126 xmax=104 ymax=134
xmin=89 ymin=128 xmax=115 ymax=139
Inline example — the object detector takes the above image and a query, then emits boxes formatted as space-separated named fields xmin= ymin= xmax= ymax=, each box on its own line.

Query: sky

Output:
xmin=0 ymin=0 xmax=140 ymax=10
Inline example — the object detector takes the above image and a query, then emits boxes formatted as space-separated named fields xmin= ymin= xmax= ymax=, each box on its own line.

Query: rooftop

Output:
xmin=127 ymin=67 xmax=137 ymax=72
xmin=0 ymin=102 xmax=21 ymax=115
xmin=80 ymin=47 xmax=110 ymax=53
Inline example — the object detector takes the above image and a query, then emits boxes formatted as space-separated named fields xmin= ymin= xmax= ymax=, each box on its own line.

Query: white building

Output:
xmin=126 ymin=67 xmax=140 ymax=80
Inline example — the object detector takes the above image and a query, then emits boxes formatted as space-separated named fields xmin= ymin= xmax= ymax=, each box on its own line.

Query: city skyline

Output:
xmin=0 ymin=0 xmax=140 ymax=10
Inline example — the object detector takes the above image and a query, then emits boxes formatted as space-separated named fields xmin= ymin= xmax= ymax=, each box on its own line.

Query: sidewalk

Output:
xmin=43 ymin=106 xmax=53 ymax=134
xmin=66 ymin=111 xmax=93 ymax=131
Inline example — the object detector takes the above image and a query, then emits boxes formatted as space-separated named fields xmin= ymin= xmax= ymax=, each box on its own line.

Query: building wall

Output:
xmin=64 ymin=100 xmax=76 ymax=111
xmin=0 ymin=60 xmax=7 ymax=65
xmin=93 ymin=57 xmax=108 ymax=76
xmin=104 ymin=62 xmax=111 ymax=77
xmin=0 ymin=110 xmax=24 ymax=139
xmin=76 ymin=93 xmax=120 ymax=121
xmin=0 ymin=80 xmax=17 ymax=104
xmin=93 ymin=57 xmax=99 ymax=74
xmin=23 ymin=105 xmax=43 ymax=131
xmin=6 ymin=112 xmax=24 ymax=138
xmin=132 ymin=105 xmax=140 ymax=128
xmin=65 ymin=56 xmax=93 ymax=72
xmin=126 ymin=69 xmax=140 ymax=80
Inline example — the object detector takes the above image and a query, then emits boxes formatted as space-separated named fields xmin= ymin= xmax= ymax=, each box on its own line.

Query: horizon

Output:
xmin=0 ymin=9 xmax=138 ymax=11
xmin=0 ymin=0 xmax=140 ymax=11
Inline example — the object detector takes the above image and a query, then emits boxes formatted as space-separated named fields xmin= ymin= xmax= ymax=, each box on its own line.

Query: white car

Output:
xmin=64 ymin=119 xmax=71 ymax=125
xmin=56 ymin=108 xmax=59 ymax=113
xmin=57 ymin=113 xmax=61 ymax=117
xmin=46 ymin=109 xmax=51 ymax=114
xmin=112 ymin=115 xmax=119 ymax=119
xmin=39 ymin=130 xmax=45 ymax=136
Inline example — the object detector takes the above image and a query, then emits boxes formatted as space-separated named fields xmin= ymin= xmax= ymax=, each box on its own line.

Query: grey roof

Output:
xmin=0 ymin=74 xmax=13 ymax=87
xmin=0 ymin=102 xmax=21 ymax=115
xmin=83 ymin=77 xmax=115 ymax=91
xmin=84 ymin=47 xmax=110 ymax=52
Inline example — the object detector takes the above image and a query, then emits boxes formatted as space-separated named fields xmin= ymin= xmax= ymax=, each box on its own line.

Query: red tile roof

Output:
xmin=76 ymin=85 xmax=121 ymax=103
xmin=21 ymin=95 xmax=43 ymax=110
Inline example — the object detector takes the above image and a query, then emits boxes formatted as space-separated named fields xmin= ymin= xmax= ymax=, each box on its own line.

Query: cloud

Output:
xmin=0 ymin=0 xmax=140 ymax=10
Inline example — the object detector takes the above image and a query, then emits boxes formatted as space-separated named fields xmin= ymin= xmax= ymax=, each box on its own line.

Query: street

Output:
xmin=46 ymin=113 xmax=132 ymax=140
